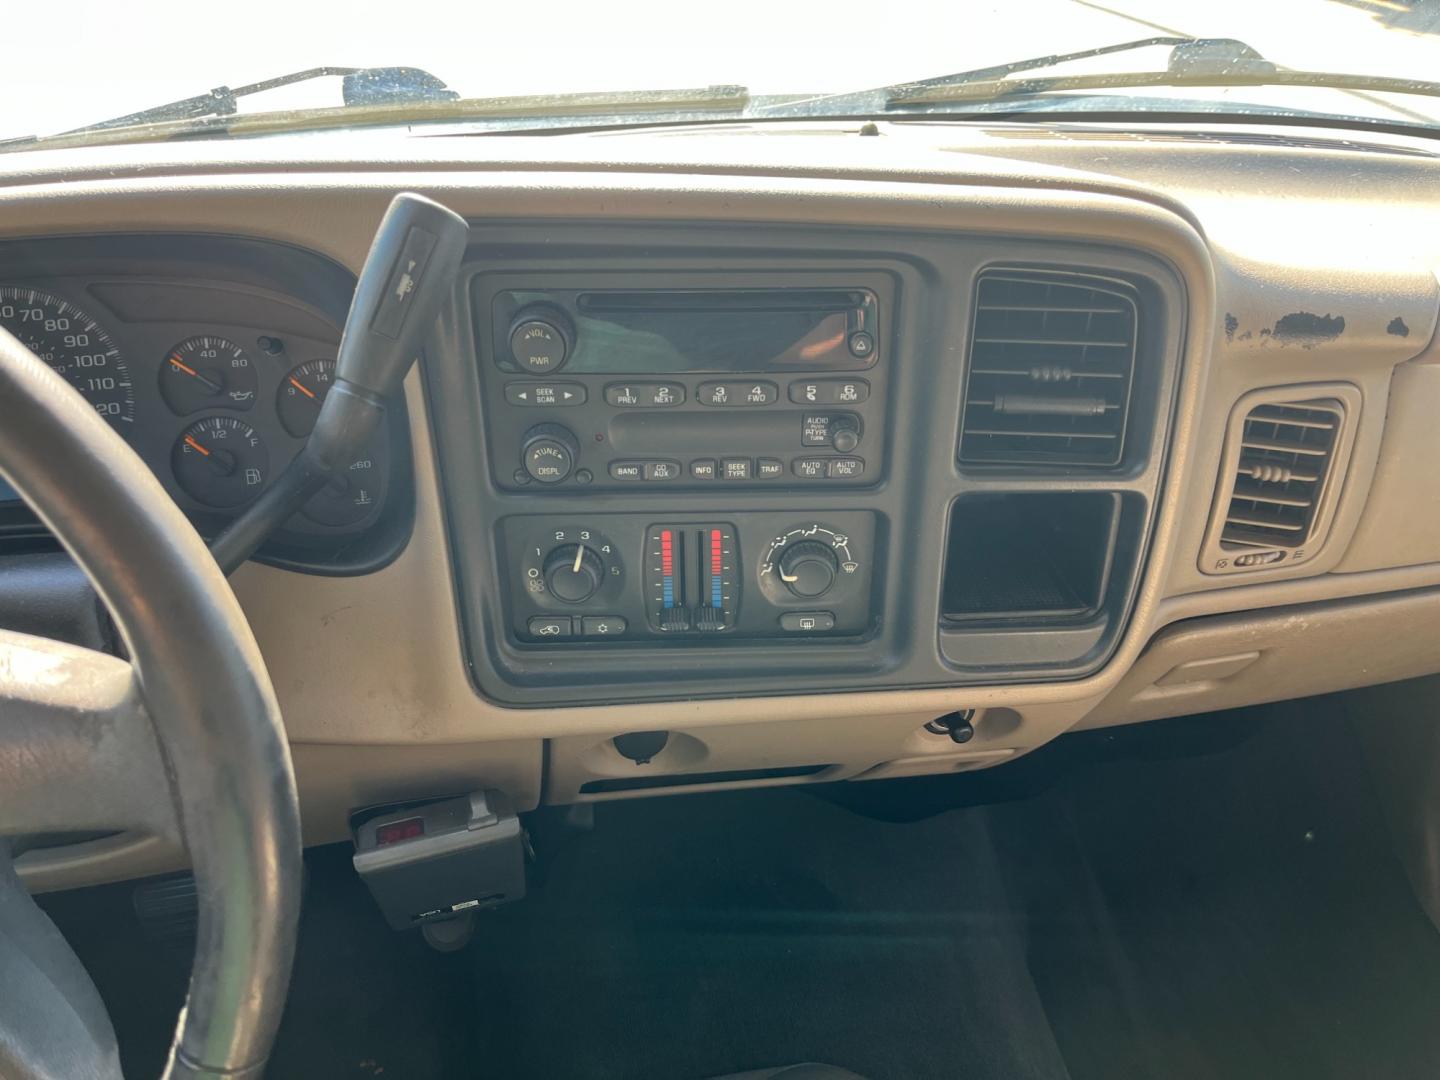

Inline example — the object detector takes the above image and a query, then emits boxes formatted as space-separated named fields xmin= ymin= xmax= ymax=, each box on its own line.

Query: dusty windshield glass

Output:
xmin=7 ymin=0 xmax=1440 ymax=146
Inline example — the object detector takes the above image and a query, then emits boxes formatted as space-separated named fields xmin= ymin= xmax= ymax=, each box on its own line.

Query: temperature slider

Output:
xmin=644 ymin=523 xmax=739 ymax=633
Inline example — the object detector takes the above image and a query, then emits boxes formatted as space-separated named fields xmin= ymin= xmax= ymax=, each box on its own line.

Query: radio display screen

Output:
xmin=499 ymin=288 xmax=878 ymax=374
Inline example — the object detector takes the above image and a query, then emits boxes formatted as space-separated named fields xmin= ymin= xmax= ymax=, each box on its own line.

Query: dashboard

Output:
xmin=4 ymin=120 xmax=1440 ymax=890
xmin=0 ymin=236 xmax=412 ymax=573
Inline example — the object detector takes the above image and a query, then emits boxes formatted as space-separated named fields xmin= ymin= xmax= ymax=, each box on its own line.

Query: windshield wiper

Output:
xmin=0 ymin=79 xmax=751 ymax=153
xmin=61 ymin=65 xmax=460 ymax=136
xmin=877 ymin=36 xmax=1440 ymax=108
xmin=779 ymin=36 xmax=1440 ymax=116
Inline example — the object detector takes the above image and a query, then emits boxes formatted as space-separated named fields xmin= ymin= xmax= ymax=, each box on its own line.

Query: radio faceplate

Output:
xmin=472 ymin=272 xmax=892 ymax=492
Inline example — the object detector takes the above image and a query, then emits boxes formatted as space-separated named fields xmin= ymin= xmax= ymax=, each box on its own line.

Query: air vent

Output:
xmin=959 ymin=269 xmax=1139 ymax=467
xmin=1202 ymin=385 xmax=1361 ymax=575
xmin=1222 ymin=403 xmax=1342 ymax=547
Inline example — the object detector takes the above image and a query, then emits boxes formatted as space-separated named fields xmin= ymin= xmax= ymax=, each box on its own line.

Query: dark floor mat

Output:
xmin=37 ymin=696 xmax=1440 ymax=1080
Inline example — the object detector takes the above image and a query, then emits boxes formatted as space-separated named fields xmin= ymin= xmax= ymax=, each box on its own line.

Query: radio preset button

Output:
xmin=609 ymin=462 xmax=644 ymax=480
xmin=792 ymin=458 xmax=827 ymax=479
xmin=690 ymin=459 xmax=718 ymax=480
xmin=605 ymin=382 xmax=685 ymax=408
xmin=756 ymin=458 xmax=784 ymax=478
xmin=721 ymin=458 xmax=752 ymax=480
xmin=505 ymin=382 xmax=587 ymax=407
xmin=698 ymin=381 xmax=778 ymax=406
xmin=644 ymin=461 xmax=682 ymax=481
xmin=789 ymin=379 xmax=870 ymax=405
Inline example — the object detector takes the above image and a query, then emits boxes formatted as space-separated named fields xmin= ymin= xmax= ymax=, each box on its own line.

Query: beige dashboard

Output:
xmin=5 ymin=121 xmax=1439 ymax=889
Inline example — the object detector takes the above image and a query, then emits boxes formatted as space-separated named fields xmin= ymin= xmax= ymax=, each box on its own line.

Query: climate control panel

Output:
xmin=500 ymin=511 xmax=875 ymax=645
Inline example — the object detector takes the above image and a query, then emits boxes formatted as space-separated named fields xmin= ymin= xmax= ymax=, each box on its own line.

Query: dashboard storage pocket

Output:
xmin=942 ymin=492 xmax=1123 ymax=623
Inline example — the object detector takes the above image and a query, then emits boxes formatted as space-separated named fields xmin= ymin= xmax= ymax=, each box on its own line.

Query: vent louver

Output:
xmin=1201 ymin=385 xmax=1360 ymax=575
xmin=960 ymin=270 xmax=1138 ymax=467
xmin=1220 ymin=401 xmax=1343 ymax=549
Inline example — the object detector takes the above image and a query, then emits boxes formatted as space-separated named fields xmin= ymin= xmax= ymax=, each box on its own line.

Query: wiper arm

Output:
xmin=0 ymin=82 xmax=750 ymax=154
xmin=884 ymin=37 xmax=1440 ymax=108
xmin=887 ymin=36 xmax=1274 ymax=102
xmin=776 ymin=36 xmax=1277 ymax=113
xmin=61 ymin=65 xmax=460 ymax=136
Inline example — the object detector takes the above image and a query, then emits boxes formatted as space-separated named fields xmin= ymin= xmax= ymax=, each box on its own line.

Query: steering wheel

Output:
xmin=0 ymin=322 xmax=302 ymax=1078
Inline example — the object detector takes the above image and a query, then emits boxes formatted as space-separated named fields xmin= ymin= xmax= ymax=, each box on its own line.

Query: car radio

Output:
xmin=472 ymin=275 xmax=891 ymax=491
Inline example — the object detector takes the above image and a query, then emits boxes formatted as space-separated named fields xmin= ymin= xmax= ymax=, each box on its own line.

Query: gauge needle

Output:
xmin=183 ymin=435 xmax=211 ymax=457
xmin=288 ymin=376 xmax=318 ymax=401
xmin=573 ymin=545 xmax=586 ymax=573
xmin=169 ymin=355 xmax=223 ymax=393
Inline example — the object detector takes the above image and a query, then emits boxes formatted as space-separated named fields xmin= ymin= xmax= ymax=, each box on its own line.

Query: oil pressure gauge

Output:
xmin=160 ymin=337 xmax=257 ymax=415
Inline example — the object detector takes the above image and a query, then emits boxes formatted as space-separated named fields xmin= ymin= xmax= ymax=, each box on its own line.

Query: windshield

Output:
xmin=7 ymin=0 xmax=1440 ymax=146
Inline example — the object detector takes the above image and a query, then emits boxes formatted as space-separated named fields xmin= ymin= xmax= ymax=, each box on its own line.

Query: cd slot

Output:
xmin=577 ymin=288 xmax=872 ymax=315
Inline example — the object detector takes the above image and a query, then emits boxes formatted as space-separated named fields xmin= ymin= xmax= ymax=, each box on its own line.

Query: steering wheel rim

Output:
xmin=0 ymin=325 xmax=302 ymax=1077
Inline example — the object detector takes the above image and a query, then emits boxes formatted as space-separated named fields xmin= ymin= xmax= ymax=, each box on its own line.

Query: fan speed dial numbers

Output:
xmin=520 ymin=526 xmax=623 ymax=606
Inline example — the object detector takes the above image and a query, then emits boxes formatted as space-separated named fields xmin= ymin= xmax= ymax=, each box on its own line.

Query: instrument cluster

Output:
xmin=0 ymin=277 xmax=402 ymax=564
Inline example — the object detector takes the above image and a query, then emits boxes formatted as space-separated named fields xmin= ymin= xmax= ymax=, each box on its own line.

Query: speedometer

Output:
xmin=0 ymin=287 xmax=134 ymax=431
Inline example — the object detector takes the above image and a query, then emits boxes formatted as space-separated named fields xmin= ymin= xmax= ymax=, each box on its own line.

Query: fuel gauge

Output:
xmin=172 ymin=416 xmax=269 ymax=508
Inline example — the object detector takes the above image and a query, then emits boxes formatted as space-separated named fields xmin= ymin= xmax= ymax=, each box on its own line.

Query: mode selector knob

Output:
xmin=544 ymin=543 xmax=604 ymax=603
xmin=778 ymin=540 xmax=839 ymax=599
xmin=521 ymin=424 xmax=578 ymax=484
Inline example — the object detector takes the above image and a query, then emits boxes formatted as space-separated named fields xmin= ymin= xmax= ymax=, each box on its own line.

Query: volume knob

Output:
xmin=778 ymin=540 xmax=839 ymax=599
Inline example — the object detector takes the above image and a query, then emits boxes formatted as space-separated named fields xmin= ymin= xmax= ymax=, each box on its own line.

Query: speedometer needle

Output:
xmin=169 ymin=355 xmax=223 ymax=393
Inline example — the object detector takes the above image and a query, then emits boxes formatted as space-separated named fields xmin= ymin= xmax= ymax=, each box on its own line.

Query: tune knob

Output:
xmin=544 ymin=543 xmax=604 ymax=603
xmin=521 ymin=424 xmax=578 ymax=484
xmin=778 ymin=540 xmax=839 ymax=599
